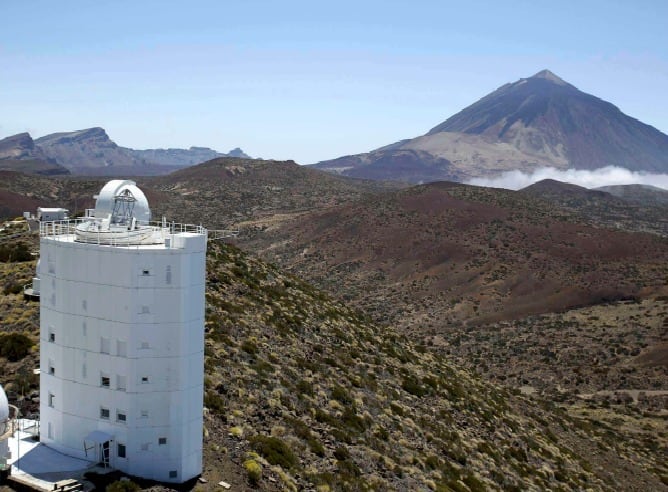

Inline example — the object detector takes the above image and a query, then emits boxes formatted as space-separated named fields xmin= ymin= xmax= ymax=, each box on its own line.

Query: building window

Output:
xmin=101 ymin=337 xmax=110 ymax=354
xmin=82 ymin=322 xmax=87 ymax=336
xmin=142 ymin=269 xmax=150 ymax=276
xmin=158 ymin=437 xmax=167 ymax=445
xmin=141 ymin=442 xmax=150 ymax=451
xmin=100 ymin=407 xmax=110 ymax=419
xmin=116 ymin=375 xmax=126 ymax=391
xmin=82 ymin=299 xmax=87 ymax=311
xmin=101 ymin=375 xmax=110 ymax=388
xmin=82 ymin=364 xmax=87 ymax=379
xmin=48 ymin=422 xmax=53 ymax=439
xmin=48 ymin=331 xmax=55 ymax=343
xmin=140 ymin=409 xmax=149 ymax=418
xmin=117 ymin=443 xmax=126 ymax=459
xmin=169 ymin=470 xmax=177 ymax=479
xmin=140 ymin=341 xmax=149 ymax=349
xmin=48 ymin=393 xmax=55 ymax=408
xmin=117 ymin=340 xmax=127 ymax=357
xmin=140 ymin=305 xmax=150 ymax=314
xmin=117 ymin=411 xmax=127 ymax=423
xmin=166 ymin=265 xmax=172 ymax=284
xmin=141 ymin=376 xmax=149 ymax=384
xmin=48 ymin=360 xmax=55 ymax=375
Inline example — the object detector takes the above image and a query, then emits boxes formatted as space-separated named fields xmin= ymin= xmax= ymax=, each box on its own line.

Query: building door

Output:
xmin=102 ymin=441 xmax=110 ymax=467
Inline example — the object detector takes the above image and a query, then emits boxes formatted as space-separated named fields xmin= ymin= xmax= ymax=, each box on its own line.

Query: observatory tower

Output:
xmin=39 ymin=180 xmax=206 ymax=482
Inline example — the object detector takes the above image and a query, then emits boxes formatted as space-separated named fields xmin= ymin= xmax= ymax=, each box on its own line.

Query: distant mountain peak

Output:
xmin=530 ymin=69 xmax=569 ymax=86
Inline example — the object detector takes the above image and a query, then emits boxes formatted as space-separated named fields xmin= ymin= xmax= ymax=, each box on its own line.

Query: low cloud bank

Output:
xmin=466 ymin=166 xmax=668 ymax=191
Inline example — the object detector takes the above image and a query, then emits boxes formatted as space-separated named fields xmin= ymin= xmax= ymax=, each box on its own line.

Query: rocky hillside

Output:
xmin=520 ymin=180 xmax=668 ymax=237
xmin=195 ymin=241 xmax=666 ymax=490
xmin=314 ymin=70 xmax=668 ymax=182
xmin=249 ymin=181 xmax=668 ymax=330
xmin=595 ymin=184 xmax=668 ymax=206
xmin=146 ymin=157 xmax=404 ymax=229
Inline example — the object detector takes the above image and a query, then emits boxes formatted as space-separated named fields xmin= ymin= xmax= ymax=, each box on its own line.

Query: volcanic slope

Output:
xmin=520 ymin=179 xmax=668 ymax=237
xmin=250 ymin=181 xmax=668 ymax=330
xmin=147 ymin=157 xmax=404 ymax=229
xmin=0 ymin=171 xmax=106 ymax=219
xmin=314 ymin=70 xmax=668 ymax=182
xmin=198 ymin=241 xmax=666 ymax=490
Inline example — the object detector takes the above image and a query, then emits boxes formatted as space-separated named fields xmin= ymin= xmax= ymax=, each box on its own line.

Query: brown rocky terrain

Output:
xmin=1 ymin=230 xmax=665 ymax=490
xmin=249 ymin=181 xmax=668 ymax=328
xmin=0 ymin=164 xmax=667 ymax=489
xmin=520 ymin=179 xmax=668 ymax=237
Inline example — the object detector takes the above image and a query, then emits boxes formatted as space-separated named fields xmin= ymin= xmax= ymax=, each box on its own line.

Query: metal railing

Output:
xmin=39 ymin=218 xmax=208 ymax=248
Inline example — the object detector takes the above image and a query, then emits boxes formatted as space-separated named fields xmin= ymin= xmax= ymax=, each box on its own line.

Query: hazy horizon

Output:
xmin=2 ymin=0 xmax=667 ymax=164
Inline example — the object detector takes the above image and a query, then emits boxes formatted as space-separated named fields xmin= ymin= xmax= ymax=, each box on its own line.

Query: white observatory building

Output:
xmin=0 ymin=384 xmax=17 ymax=475
xmin=38 ymin=180 xmax=207 ymax=483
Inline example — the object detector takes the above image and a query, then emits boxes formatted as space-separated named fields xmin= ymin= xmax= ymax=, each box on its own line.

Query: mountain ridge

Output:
xmin=314 ymin=70 xmax=668 ymax=182
xmin=1 ymin=127 xmax=250 ymax=176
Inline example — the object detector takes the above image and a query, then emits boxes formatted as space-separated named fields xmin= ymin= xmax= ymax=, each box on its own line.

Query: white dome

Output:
xmin=0 ymin=384 xmax=9 ymax=424
xmin=94 ymin=180 xmax=151 ymax=223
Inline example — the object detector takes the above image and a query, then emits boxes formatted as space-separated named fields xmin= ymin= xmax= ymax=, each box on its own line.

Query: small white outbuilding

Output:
xmin=36 ymin=208 xmax=69 ymax=222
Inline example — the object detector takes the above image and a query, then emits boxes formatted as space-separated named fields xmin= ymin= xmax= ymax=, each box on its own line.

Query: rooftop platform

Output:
xmin=39 ymin=218 xmax=207 ymax=249
xmin=5 ymin=420 xmax=109 ymax=492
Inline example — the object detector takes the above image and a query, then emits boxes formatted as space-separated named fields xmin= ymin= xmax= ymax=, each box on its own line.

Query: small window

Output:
xmin=141 ymin=442 xmax=150 ymax=451
xmin=100 ymin=407 xmax=110 ymax=419
xmin=82 ymin=299 xmax=87 ymax=311
xmin=140 ymin=409 xmax=149 ymax=418
xmin=49 ymin=332 xmax=55 ymax=343
xmin=117 ymin=340 xmax=127 ymax=357
xmin=48 ymin=360 xmax=55 ymax=375
xmin=101 ymin=337 xmax=110 ymax=354
xmin=117 ymin=411 xmax=126 ymax=423
xmin=166 ymin=265 xmax=172 ymax=285
xmin=82 ymin=322 xmax=87 ymax=336
xmin=140 ymin=305 xmax=150 ymax=314
xmin=141 ymin=376 xmax=149 ymax=384
xmin=116 ymin=375 xmax=127 ymax=391
xmin=117 ymin=443 xmax=126 ymax=458
xmin=142 ymin=269 xmax=150 ymax=276
xmin=158 ymin=437 xmax=167 ymax=445
xmin=48 ymin=422 xmax=53 ymax=439
xmin=82 ymin=364 xmax=87 ymax=379
xmin=48 ymin=393 xmax=55 ymax=407
xmin=101 ymin=375 xmax=110 ymax=388
xmin=169 ymin=470 xmax=177 ymax=479
xmin=140 ymin=341 xmax=149 ymax=349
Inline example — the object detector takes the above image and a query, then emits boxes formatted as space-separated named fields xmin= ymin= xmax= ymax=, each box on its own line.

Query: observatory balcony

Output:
xmin=39 ymin=218 xmax=207 ymax=248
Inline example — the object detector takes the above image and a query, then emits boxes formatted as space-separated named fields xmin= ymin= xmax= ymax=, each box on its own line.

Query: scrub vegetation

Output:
xmin=200 ymin=242 xmax=666 ymax=490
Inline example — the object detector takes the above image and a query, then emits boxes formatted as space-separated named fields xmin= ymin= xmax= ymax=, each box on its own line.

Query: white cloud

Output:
xmin=466 ymin=166 xmax=668 ymax=191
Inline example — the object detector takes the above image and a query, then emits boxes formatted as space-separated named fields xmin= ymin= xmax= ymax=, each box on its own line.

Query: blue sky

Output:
xmin=1 ymin=0 xmax=667 ymax=163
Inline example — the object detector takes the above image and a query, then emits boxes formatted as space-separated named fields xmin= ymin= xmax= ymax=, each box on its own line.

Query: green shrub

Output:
xmin=241 ymin=337 xmax=259 ymax=354
xmin=204 ymin=391 xmax=225 ymax=416
xmin=331 ymin=385 xmax=353 ymax=405
xmin=333 ymin=446 xmax=350 ymax=460
xmin=244 ymin=459 xmax=262 ymax=486
xmin=106 ymin=480 xmax=141 ymax=492
xmin=0 ymin=242 xmax=32 ymax=263
xmin=250 ymin=435 xmax=297 ymax=469
xmin=402 ymin=376 xmax=428 ymax=397
xmin=0 ymin=333 xmax=33 ymax=362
